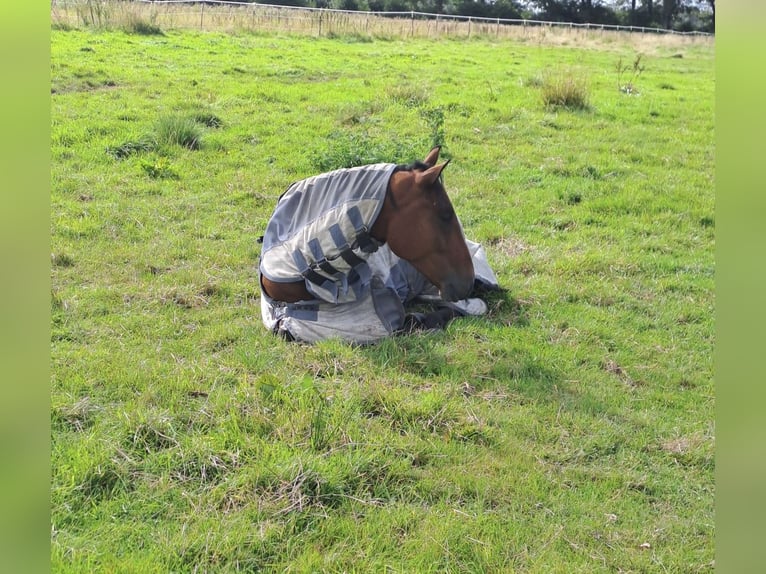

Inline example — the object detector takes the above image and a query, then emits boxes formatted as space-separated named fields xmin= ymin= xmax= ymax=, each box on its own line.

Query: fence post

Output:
xmin=468 ymin=17 xmax=471 ymax=39
xmin=410 ymin=11 xmax=414 ymax=37
xmin=199 ymin=2 xmax=204 ymax=30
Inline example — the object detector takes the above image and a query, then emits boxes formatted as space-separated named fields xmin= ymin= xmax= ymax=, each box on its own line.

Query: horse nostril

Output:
xmin=458 ymin=280 xmax=474 ymax=300
xmin=441 ymin=276 xmax=473 ymax=302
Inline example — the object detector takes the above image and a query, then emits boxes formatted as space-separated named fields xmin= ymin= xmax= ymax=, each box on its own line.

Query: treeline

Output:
xmin=247 ymin=0 xmax=714 ymax=33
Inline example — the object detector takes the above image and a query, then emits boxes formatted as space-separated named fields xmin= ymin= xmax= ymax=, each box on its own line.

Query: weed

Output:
xmin=141 ymin=158 xmax=179 ymax=180
xmin=616 ymin=53 xmax=646 ymax=94
xmin=310 ymin=131 xmax=421 ymax=171
xmin=420 ymin=106 xmax=446 ymax=149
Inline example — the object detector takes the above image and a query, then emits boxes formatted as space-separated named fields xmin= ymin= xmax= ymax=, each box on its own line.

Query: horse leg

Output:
xmin=261 ymin=280 xmax=405 ymax=344
xmin=260 ymin=275 xmax=314 ymax=303
xmin=399 ymin=307 xmax=464 ymax=334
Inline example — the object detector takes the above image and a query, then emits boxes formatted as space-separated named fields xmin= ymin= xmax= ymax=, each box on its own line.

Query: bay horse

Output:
xmin=259 ymin=146 xmax=475 ymax=306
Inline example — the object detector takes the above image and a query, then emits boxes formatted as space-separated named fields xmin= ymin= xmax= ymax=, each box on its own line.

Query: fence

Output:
xmin=51 ymin=0 xmax=714 ymax=40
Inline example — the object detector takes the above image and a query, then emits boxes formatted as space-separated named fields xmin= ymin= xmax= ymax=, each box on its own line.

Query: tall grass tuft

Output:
xmin=540 ymin=70 xmax=591 ymax=110
xmin=155 ymin=115 xmax=203 ymax=150
xmin=123 ymin=15 xmax=164 ymax=36
xmin=107 ymin=113 xmax=216 ymax=159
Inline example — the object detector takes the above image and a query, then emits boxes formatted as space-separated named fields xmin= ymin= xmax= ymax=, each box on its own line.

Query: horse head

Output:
xmin=372 ymin=147 xmax=475 ymax=302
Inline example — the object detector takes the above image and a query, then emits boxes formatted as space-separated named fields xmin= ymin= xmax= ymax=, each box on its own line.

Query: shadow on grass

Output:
xmin=360 ymin=287 xmax=562 ymax=395
xmin=359 ymin=286 xmax=619 ymax=423
xmin=479 ymin=285 xmax=530 ymax=328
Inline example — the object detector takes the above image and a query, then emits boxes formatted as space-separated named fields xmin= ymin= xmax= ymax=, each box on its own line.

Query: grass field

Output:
xmin=51 ymin=18 xmax=714 ymax=573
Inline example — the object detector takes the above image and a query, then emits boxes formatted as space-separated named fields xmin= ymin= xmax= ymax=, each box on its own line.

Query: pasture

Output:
xmin=51 ymin=18 xmax=714 ymax=573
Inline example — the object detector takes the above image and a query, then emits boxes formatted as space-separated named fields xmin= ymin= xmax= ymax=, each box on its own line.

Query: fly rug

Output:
xmin=258 ymin=146 xmax=499 ymax=344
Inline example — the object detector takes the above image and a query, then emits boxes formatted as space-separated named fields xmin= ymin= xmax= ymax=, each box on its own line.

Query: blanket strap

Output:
xmin=328 ymin=222 xmax=371 ymax=294
xmin=292 ymin=250 xmax=332 ymax=288
xmin=347 ymin=206 xmax=381 ymax=254
xmin=308 ymin=238 xmax=342 ymax=277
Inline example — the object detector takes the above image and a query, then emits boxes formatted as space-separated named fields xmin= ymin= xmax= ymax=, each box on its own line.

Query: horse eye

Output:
xmin=438 ymin=209 xmax=454 ymax=223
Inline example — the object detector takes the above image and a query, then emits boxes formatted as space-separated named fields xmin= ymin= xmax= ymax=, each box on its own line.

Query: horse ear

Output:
xmin=417 ymin=159 xmax=450 ymax=187
xmin=423 ymin=146 xmax=442 ymax=167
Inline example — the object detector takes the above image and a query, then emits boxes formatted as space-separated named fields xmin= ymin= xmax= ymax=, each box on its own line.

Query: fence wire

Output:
xmin=51 ymin=0 xmax=714 ymax=39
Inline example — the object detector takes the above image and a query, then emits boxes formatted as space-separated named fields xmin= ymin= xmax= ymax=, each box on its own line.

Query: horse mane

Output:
xmin=392 ymin=160 xmax=446 ymax=188
xmin=393 ymin=160 xmax=431 ymax=173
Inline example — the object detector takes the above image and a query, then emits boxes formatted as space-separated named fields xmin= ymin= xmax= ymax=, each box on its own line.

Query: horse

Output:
xmin=258 ymin=146 xmax=497 ymax=344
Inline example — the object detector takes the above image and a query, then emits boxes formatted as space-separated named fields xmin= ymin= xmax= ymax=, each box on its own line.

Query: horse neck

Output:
xmin=370 ymin=170 xmax=409 ymax=244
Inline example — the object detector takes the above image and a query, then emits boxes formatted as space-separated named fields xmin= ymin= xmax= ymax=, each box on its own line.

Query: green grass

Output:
xmin=51 ymin=25 xmax=714 ymax=573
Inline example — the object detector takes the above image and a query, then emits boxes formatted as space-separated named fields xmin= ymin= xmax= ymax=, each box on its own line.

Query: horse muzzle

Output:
xmin=439 ymin=273 xmax=475 ymax=302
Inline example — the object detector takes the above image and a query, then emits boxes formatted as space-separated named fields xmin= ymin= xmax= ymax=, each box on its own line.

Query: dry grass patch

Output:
xmin=487 ymin=236 xmax=529 ymax=258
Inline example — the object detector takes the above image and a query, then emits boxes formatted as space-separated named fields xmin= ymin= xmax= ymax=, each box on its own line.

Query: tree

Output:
xmin=336 ymin=0 xmax=361 ymax=10
xmin=705 ymin=0 xmax=714 ymax=31
xmin=530 ymin=1 xmax=581 ymax=23
xmin=491 ymin=0 xmax=523 ymax=19
xmin=662 ymin=0 xmax=676 ymax=29
xmin=530 ymin=0 xmax=619 ymax=25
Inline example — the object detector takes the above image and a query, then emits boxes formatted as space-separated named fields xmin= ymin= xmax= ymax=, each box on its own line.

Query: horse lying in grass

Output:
xmin=258 ymin=146 xmax=499 ymax=344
